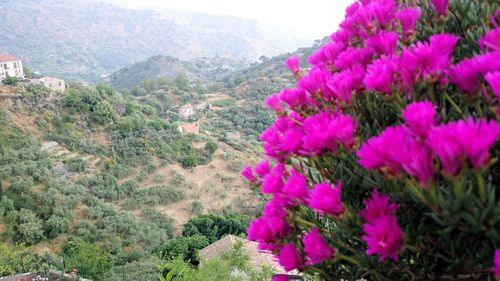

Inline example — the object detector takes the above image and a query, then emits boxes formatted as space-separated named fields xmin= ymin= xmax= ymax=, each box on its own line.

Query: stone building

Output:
xmin=0 ymin=54 xmax=24 ymax=79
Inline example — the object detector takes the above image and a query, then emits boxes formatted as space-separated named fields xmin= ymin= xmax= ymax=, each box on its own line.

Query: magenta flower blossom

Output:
xmin=363 ymin=56 xmax=398 ymax=95
xmin=302 ymin=112 xmax=356 ymax=154
xmin=361 ymin=190 xmax=399 ymax=224
xmin=303 ymin=228 xmax=335 ymax=264
xmin=449 ymin=58 xmax=482 ymax=95
xmin=335 ymin=47 xmax=373 ymax=70
xmin=402 ymin=101 xmax=438 ymax=137
xmin=265 ymin=93 xmax=283 ymax=112
xmin=478 ymin=28 xmax=500 ymax=52
xmin=248 ymin=217 xmax=274 ymax=242
xmin=272 ymin=276 xmax=289 ymax=281
xmin=280 ymin=88 xmax=308 ymax=109
xmin=399 ymin=138 xmax=435 ymax=186
xmin=241 ymin=166 xmax=257 ymax=183
xmin=308 ymin=42 xmax=345 ymax=70
xmin=308 ymin=182 xmax=345 ymax=216
xmin=327 ymin=64 xmax=365 ymax=104
xmin=298 ymin=68 xmax=335 ymax=101
xmin=370 ymin=0 xmax=397 ymax=28
xmin=261 ymin=116 xmax=303 ymax=159
xmin=261 ymin=163 xmax=286 ymax=194
xmin=283 ymin=169 xmax=309 ymax=201
xmin=285 ymin=55 xmax=301 ymax=76
xmin=485 ymin=72 xmax=500 ymax=99
xmin=357 ymin=125 xmax=409 ymax=176
xmin=430 ymin=0 xmax=449 ymax=17
xmin=278 ymin=243 xmax=304 ymax=271
xmin=399 ymin=48 xmax=419 ymax=94
xmin=397 ymin=7 xmax=421 ymax=41
xmin=366 ymin=31 xmax=398 ymax=56
xmin=254 ymin=160 xmax=271 ymax=177
xmin=493 ymin=249 xmax=500 ymax=277
xmin=427 ymin=118 xmax=500 ymax=174
xmin=412 ymin=34 xmax=459 ymax=82
xmin=363 ymin=216 xmax=403 ymax=262
xmin=263 ymin=195 xmax=290 ymax=219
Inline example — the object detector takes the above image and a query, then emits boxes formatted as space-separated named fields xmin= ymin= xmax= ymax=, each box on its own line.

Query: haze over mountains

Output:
xmin=0 ymin=0 xmax=307 ymax=81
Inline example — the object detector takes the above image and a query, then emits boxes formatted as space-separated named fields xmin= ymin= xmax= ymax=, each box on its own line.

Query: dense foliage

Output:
xmin=244 ymin=0 xmax=500 ymax=280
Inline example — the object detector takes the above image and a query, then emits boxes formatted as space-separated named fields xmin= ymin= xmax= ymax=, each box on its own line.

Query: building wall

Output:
xmin=39 ymin=77 xmax=66 ymax=92
xmin=0 ymin=60 xmax=24 ymax=79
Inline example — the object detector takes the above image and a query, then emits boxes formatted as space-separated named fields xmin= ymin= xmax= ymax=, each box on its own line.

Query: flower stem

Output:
xmin=338 ymin=253 xmax=360 ymax=266
xmin=444 ymin=92 xmax=464 ymax=117
xmin=294 ymin=217 xmax=318 ymax=228
xmin=474 ymin=171 xmax=486 ymax=203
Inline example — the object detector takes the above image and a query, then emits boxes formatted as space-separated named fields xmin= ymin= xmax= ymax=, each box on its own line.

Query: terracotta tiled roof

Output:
xmin=199 ymin=235 xmax=286 ymax=274
xmin=181 ymin=123 xmax=199 ymax=134
xmin=0 ymin=54 xmax=21 ymax=62
xmin=179 ymin=103 xmax=193 ymax=110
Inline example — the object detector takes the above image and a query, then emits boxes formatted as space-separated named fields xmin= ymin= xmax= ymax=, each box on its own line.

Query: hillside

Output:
xmin=0 ymin=0 xmax=300 ymax=81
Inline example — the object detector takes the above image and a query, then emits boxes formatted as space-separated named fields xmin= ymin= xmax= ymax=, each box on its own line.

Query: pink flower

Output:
xmin=478 ymin=28 xmax=500 ymax=52
xmin=265 ymin=93 xmax=283 ymax=112
xmin=402 ymin=101 xmax=438 ymax=137
xmin=280 ymin=88 xmax=308 ymax=109
xmin=361 ymin=190 xmax=399 ymax=224
xmin=412 ymin=34 xmax=459 ymax=82
xmin=370 ymin=0 xmax=397 ymax=28
xmin=308 ymin=182 xmax=345 ymax=216
xmin=363 ymin=56 xmax=398 ymax=95
xmin=255 ymin=160 xmax=271 ymax=177
xmin=493 ymin=249 xmax=500 ymax=277
xmin=302 ymin=112 xmax=356 ymax=154
xmin=303 ymin=228 xmax=335 ymax=264
xmin=363 ymin=216 xmax=403 ymax=262
xmin=454 ymin=118 xmax=500 ymax=169
xmin=399 ymin=48 xmax=419 ymax=94
xmin=241 ymin=166 xmax=257 ymax=183
xmin=399 ymin=138 xmax=435 ymax=186
xmin=485 ymin=72 xmax=500 ymax=99
xmin=357 ymin=126 xmax=409 ymax=176
xmin=427 ymin=118 xmax=500 ymax=174
xmin=277 ymin=243 xmax=304 ymax=271
xmin=272 ymin=276 xmax=289 ymax=281
xmin=335 ymin=47 xmax=373 ymax=70
xmin=308 ymin=42 xmax=345 ymax=70
xmin=449 ymin=58 xmax=482 ymax=95
xmin=396 ymin=7 xmax=421 ymax=41
xmin=285 ymin=55 xmax=301 ymax=76
xmin=298 ymin=68 xmax=335 ymax=101
xmin=248 ymin=217 xmax=274 ymax=242
xmin=261 ymin=117 xmax=304 ymax=159
xmin=366 ymin=31 xmax=398 ymax=57
xmin=283 ymin=169 xmax=309 ymax=201
xmin=430 ymin=0 xmax=449 ymax=17
xmin=261 ymin=163 xmax=286 ymax=194
xmin=327 ymin=64 xmax=365 ymax=104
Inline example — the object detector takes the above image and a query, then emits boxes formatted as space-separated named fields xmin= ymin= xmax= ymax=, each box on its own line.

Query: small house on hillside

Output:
xmin=35 ymin=77 xmax=66 ymax=92
xmin=199 ymin=235 xmax=288 ymax=275
xmin=0 ymin=54 xmax=24 ymax=79
xmin=178 ymin=122 xmax=200 ymax=134
xmin=194 ymin=102 xmax=212 ymax=111
xmin=179 ymin=103 xmax=194 ymax=118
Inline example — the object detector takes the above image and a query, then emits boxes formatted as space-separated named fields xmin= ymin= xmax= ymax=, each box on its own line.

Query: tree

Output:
xmin=159 ymin=235 xmax=208 ymax=265
xmin=93 ymin=100 xmax=115 ymax=125
xmin=182 ymin=214 xmax=251 ymax=244
xmin=15 ymin=209 xmax=45 ymax=245
xmin=174 ymin=74 xmax=190 ymax=91
xmin=2 ymin=77 xmax=19 ymax=86
xmin=63 ymin=239 xmax=112 ymax=281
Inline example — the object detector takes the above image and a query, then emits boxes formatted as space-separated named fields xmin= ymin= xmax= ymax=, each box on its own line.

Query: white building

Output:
xmin=0 ymin=54 xmax=24 ymax=79
xmin=179 ymin=103 xmax=194 ymax=118
xmin=37 ymin=77 xmax=66 ymax=92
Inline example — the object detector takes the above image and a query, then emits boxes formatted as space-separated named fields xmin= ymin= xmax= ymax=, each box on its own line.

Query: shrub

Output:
xmin=63 ymin=239 xmax=112 ymax=281
xmin=2 ymin=77 xmax=19 ymax=86
xmin=244 ymin=1 xmax=500 ymax=280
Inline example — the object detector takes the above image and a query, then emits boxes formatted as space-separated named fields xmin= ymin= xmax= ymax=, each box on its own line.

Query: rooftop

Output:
xmin=179 ymin=103 xmax=193 ymax=110
xmin=0 ymin=54 xmax=21 ymax=62
xmin=199 ymin=235 xmax=285 ymax=274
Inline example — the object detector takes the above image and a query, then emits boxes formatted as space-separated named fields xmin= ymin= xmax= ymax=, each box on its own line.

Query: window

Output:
xmin=3 ymin=64 xmax=6 ymax=69
xmin=59 ymin=82 xmax=62 ymax=86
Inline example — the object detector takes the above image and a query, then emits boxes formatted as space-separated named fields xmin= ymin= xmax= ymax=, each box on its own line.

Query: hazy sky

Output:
xmin=106 ymin=0 xmax=353 ymax=40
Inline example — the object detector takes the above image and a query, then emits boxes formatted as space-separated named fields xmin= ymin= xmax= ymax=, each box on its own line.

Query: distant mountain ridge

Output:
xmin=0 ymin=0 xmax=301 ymax=82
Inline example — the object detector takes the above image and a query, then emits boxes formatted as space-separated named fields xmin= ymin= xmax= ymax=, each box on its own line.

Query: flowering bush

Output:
xmin=243 ymin=0 xmax=500 ymax=279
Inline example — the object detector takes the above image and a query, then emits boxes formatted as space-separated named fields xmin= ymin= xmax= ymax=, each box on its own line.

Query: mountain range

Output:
xmin=0 ymin=0 xmax=304 ymax=82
